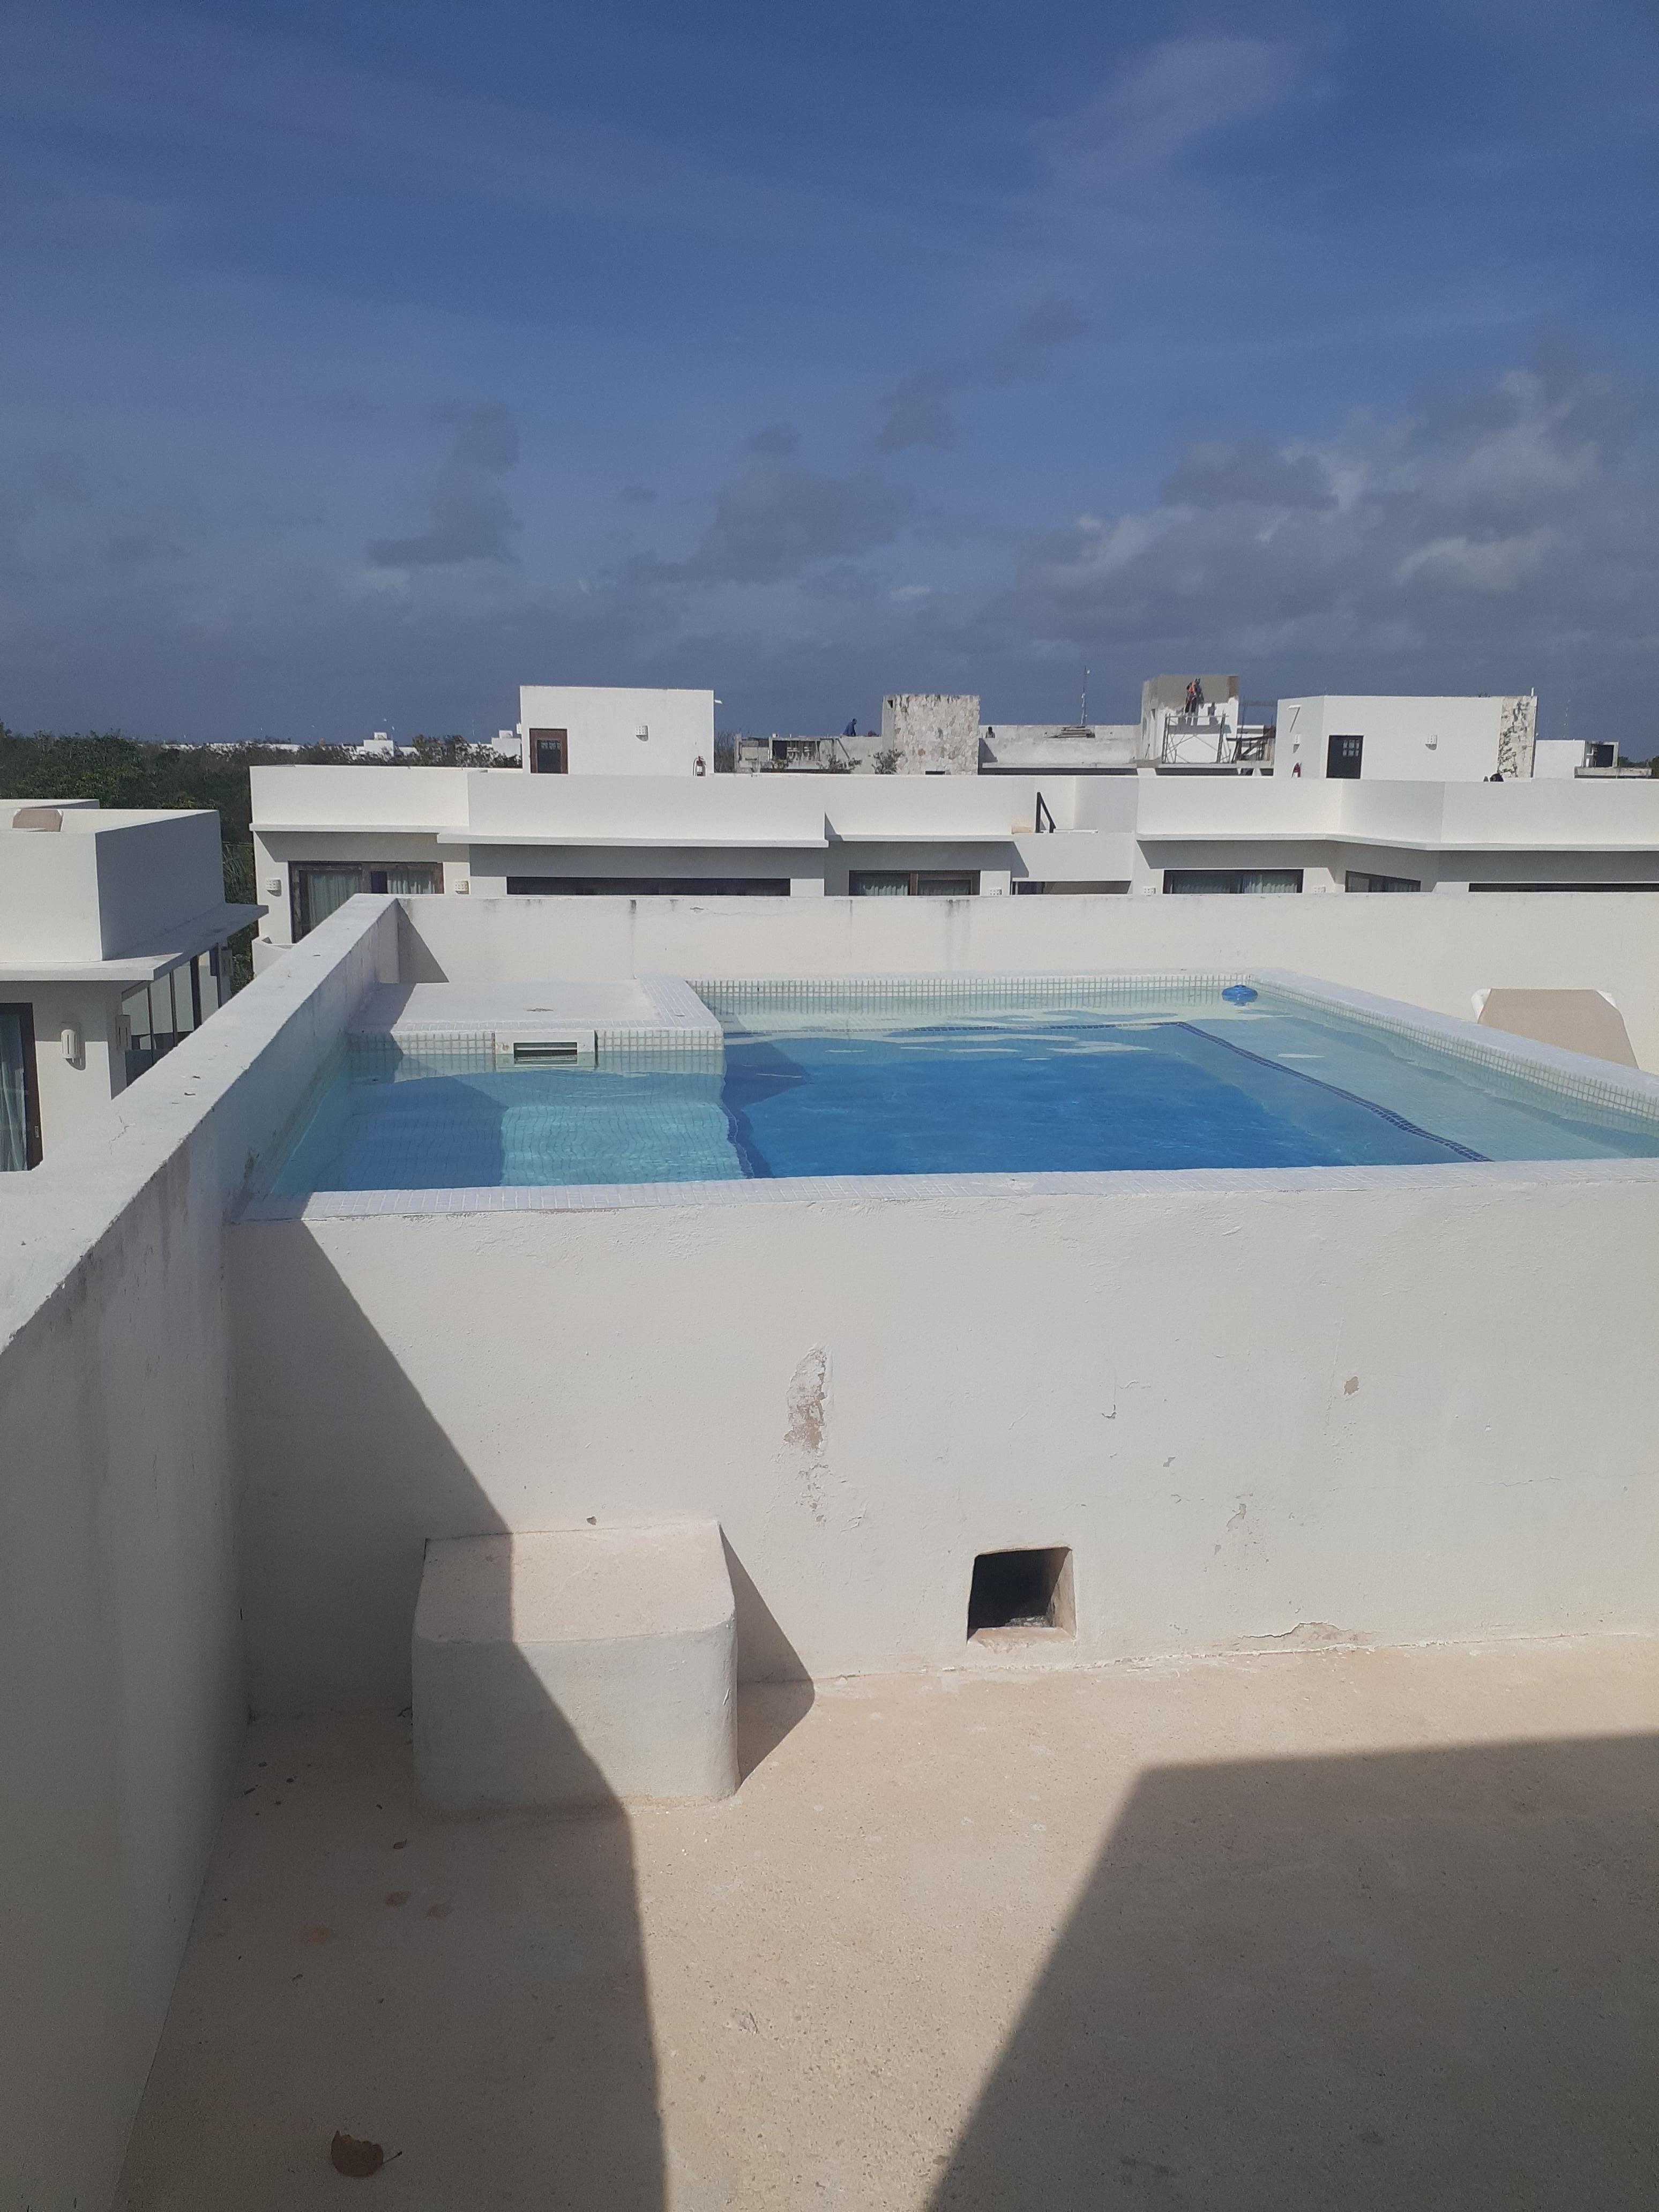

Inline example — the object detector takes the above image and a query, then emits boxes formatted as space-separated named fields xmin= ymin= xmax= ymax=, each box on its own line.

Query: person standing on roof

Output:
xmin=1184 ymin=680 xmax=1199 ymax=716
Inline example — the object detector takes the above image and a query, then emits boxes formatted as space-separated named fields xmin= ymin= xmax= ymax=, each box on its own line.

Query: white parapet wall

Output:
xmin=233 ymin=1153 xmax=1659 ymax=1711
xmin=0 ymin=898 xmax=399 ymax=2212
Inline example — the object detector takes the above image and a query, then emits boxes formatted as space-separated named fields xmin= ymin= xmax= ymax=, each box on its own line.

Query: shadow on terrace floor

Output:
xmin=930 ymin=1732 xmax=1659 ymax=2212
xmin=116 ymin=1703 xmax=666 ymax=2210
xmin=115 ymin=1228 xmax=812 ymax=2210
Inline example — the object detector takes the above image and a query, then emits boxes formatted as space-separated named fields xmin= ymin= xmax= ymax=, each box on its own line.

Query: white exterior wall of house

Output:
xmin=1532 ymin=737 xmax=1596 ymax=780
xmin=518 ymin=685 xmax=715 ymax=778
xmin=1274 ymin=695 xmax=1536 ymax=781
xmin=0 ymin=805 xmax=258 ymax=1160
xmin=250 ymin=763 xmax=1659 ymax=959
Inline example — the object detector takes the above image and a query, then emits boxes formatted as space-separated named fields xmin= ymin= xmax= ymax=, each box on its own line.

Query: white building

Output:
xmin=249 ymin=762 xmax=1659 ymax=950
xmin=0 ymin=798 xmax=259 ymax=1167
xmin=517 ymin=685 xmax=716 ymax=778
xmin=1273 ymin=693 xmax=1537 ymax=780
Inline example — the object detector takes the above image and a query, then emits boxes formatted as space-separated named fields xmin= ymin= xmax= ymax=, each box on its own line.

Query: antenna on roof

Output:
xmin=1080 ymin=665 xmax=1089 ymax=729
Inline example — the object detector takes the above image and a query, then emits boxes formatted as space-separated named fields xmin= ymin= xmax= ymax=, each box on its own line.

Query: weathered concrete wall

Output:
xmin=1499 ymin=693 xmax=1538 ymax=779
xmin=231 ymin=1160 xmax=1659 ymax=1716
xmin=879 ymin=693 xmax=981 ymax=774
xmin=397 ymin=892 xmax=1659 ymax=1070
xmin=0 ymin=899 xmax=398 ymax=2212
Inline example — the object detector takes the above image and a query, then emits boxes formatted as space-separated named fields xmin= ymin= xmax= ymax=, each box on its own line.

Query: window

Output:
xmin=291 ymin=863 xmax=444 ymax=938
xmin=117 ymin=954 xmax=230 ymax=1089
xmin=1327 ymin=733 xmax=1363 ymax=779
xmin=528 ymin=729 xmax=568 ymax=774
xmin=848 ymin=870 xmax=981 ymax=896
xmin=0 ymin=1004 xmax=42 ymax=1171
xmin=504 ymin=877 xmax=791 ymax=896
xmin=1346 ymin=871 xmax=1422 ymax=893
xmin=1163 ymin=869 xmax=1303 ymax=894
xmin=1013 ymin=880 xmax=1131 ymax=895
xmin=1468 ymin=881 xmax=1659 ymax=893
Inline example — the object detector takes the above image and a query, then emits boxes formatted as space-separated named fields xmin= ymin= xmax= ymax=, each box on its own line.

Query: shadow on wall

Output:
xmin=232 ymin=1223 xmax=812 ymax=1715
xmin=144 ymin=1226 xmax=813 ymax=2207
xmin=931 ymin=1733 xmax=1659 ymax=2212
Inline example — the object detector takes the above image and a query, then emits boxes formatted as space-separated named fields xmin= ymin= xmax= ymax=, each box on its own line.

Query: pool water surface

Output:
xmin=266 ymin=998 xmax=1659 ymax=1194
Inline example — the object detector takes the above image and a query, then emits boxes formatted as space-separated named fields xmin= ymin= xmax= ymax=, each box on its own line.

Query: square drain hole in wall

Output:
xmin=967 ymin=1548 xmax=1074 ymax=1645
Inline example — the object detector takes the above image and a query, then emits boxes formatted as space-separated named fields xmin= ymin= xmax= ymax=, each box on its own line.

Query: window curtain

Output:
xmin=848 ymin=873 xmax=909 ymax=896
xmin=380 ymin=865 xmax=444 ymax=896
xmin=298 ymin=867 xmax=368 ymax=935
xmin=0 ymin=1008 xmax=33 ymax=1172
xmin=1240 ymin=871 xmax=1301 ymax=894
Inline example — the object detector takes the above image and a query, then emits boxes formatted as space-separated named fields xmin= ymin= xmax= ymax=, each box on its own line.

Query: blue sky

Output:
xmin=3 ymin=0 xmax=1657 ymax=743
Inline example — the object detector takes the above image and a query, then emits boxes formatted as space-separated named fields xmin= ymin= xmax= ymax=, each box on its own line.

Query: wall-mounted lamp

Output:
xmin=636 ymin=723 xmax=650 ymax=742
xmin=62 ymin=1023 xmax=84 ymax=1068
xmin=266 ymin=879 xmax=282 ymax=896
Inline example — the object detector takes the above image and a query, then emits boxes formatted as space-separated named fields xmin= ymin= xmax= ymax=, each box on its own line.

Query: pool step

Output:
xmin=413 ymin=1523 xmax=739 ymax=1812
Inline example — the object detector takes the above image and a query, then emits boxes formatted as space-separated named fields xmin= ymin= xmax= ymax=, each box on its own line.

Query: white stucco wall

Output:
xmin=12 ymin=978 xmax=126 ymax=1152
xmin=0 ymin=811 xmax=227 ymax=965
xmin=0 ymin=899 xmax=399 ymax=2212
xmin=1274 ymin=696 xmax=1510 ymax=781
xmin=231 ymin=1158 xmax=1659 ymax=1714
xmin=518 ymin=685 xmax=715 ymax=777
xmin=1532 ymin=739 xmax=1585 ymax=781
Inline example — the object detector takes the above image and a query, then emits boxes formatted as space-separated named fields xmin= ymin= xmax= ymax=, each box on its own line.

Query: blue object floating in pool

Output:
xmin=1222 ymin=984 xmax=1259 ymax=1005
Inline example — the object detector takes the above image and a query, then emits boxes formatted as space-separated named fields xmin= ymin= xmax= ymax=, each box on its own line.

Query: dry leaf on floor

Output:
xmin=330 ymin=2132 xmax=385 ymax=2177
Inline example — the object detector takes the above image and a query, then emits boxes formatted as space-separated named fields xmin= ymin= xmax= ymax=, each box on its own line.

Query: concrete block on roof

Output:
xmin=413 ymin=1523 xmax=738 ymax=1812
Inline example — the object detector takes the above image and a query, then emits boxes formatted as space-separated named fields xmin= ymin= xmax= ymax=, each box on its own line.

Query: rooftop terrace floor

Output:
xmin=117 ymin=1638 xmax=1659 ymax=2210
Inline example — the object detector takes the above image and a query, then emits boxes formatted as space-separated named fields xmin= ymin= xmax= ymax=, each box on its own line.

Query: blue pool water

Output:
xmin=267 ymin=998 xmax=1659 ymax=1193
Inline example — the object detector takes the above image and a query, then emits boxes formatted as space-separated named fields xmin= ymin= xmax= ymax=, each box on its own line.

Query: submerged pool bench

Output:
xmin=413 ymin=1522 xmax=739 ymax=1811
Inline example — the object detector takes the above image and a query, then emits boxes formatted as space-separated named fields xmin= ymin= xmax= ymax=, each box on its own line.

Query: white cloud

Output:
xmin=1394 ymin=532 xmax=1551 ymax=594
xmin=1053 ymin=38 xmax=1305 ymax=185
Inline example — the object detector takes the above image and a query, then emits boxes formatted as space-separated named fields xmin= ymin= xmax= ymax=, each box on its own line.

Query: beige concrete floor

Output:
xmin=117 ymin=1639 xmax=1659 ymax=2211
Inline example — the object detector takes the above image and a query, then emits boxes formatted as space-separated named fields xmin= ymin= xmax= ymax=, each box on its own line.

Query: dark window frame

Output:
xmin=290 ymin=862 xmax=445 ymax=938
xmin=0 ymin=1002 xmax=43 ymax=1170
xmin=847 ymin=870 xmax=982 ymax=896
xmin=1345 ymin=871 xmax=1422 ymax=893
xmin=504 ymin=876 xmax=791 ymax=896
xmin=1162 ymin=869 xmax=1304 ymax=894
xmin=528 ymin=728 xmax=569 ymax=774
xmin=1327 ymin=732 xmax=1364 ymax=779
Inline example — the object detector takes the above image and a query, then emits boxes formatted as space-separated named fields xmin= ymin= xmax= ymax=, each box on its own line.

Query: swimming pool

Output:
xmin=262 ymin=977 xmax=1659 ymax=1194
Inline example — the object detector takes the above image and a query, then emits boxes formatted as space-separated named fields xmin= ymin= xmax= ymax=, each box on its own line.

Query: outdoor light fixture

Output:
xmin=636 ymin=723 xmax=650 ymax=742
xmin=61 ymin=1023 xmax=83 ymax=1068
